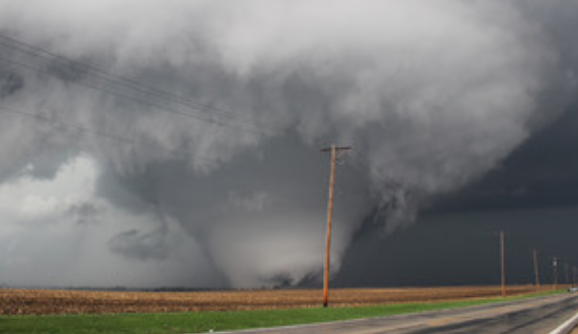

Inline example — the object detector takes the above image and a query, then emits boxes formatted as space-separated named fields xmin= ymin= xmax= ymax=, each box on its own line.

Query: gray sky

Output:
xmin=0 ymin=0 xmax=577 ymax=288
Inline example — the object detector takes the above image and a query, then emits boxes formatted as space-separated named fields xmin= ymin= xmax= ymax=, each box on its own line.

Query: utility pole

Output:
xmin=321 ymin=144 xmax=351 ymax=308
xmin=533 ymin=249 xmax=540 ymax=289
xmin=565 ymin=262 xmax=570 ymax=286
xmin=553 ymin=257 xmax=558 ymax=291
xmin=574 ymin=266 xmax=577 ymax=287
xmin=500 ymin=231 xmax=506 ymax=298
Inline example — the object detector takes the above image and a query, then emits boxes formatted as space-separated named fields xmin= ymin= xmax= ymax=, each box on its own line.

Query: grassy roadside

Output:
xmin=0 ymin=290 xmax=564 ymax=334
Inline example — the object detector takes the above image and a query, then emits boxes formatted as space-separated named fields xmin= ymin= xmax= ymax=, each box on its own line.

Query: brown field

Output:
xmin=0 ymin=285 xmax=552 ymax=315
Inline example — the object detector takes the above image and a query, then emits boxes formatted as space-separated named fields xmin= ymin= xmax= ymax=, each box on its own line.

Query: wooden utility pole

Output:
xmin=321 ymin=144 xmax=351 ymax=308
xmin=500 ymin=231 xmax=506 ymax=297
xmin=565 ymin=262 xmax=570 ymax=285
xmin=553 ymin=257 xmax=558 ymax=290
xmin=533 ymin=249 xmax=540 ymax=289
xmin=574 ymin=266 xmax=577 ymax=287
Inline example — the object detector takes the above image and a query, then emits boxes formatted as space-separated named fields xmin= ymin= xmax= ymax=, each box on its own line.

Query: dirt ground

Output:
xmin=0 ymin=285 xmax=547 ymax=315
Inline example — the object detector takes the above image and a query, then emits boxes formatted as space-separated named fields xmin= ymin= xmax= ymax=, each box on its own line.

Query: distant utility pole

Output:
xmin=574 ymin=266 xmax=577 ymax=287
xmin=565 ymin=262 xmax=570 ymax=285
xmin=553 ymin=257 xmax=558 ymax=290
xmin=500 ymin=231 xmax=506 ymax=298
xmin=321 ymin=144 xmax=351 ymax=308
xmin=533 ymin=249 xmax=540 ymax=289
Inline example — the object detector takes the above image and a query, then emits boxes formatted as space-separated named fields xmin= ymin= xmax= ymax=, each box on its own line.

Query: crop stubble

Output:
xmin=0 ymin=285 xmax=543 ymax=315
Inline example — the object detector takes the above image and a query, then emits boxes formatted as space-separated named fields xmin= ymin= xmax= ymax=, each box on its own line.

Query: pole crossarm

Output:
xmin=320 ymin=146 xmax=352 ymax=152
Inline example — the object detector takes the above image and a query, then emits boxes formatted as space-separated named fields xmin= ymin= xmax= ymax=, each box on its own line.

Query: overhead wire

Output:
xmin=0 ymin=55 xmax=267 ymax=136
xmin=0 ymin=33 xmax=269 ymax=126
xmin=0 ymin=33 xmax=280 ymax=135
xmin=0 ymin=54 xmax=232 ymax=128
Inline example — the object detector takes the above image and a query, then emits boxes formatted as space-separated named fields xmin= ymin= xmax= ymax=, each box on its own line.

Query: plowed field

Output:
xmin=0 ymin=285 xmax=548 ymax=315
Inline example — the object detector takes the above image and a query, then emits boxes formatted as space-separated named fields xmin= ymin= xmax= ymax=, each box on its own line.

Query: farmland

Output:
xmin=0 ymin=285 xmax=547 ymax=315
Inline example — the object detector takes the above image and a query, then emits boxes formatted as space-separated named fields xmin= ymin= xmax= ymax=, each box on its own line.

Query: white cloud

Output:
xmin=0 ymin=155 xmax=216 ymax=287
xmin=0 ymin=0 xmax=574 ymax=288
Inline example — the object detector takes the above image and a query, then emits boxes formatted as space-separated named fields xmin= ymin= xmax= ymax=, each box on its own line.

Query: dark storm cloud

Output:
xmin=0 ymin=0 xmax=576 ymax=288
xmin=429 ymin=101 xmax=578 ymax=213
xmin=334 ymin=206 xmax=578 ymax=287
xmin=412 ymin=0 xmax=578 ymax=215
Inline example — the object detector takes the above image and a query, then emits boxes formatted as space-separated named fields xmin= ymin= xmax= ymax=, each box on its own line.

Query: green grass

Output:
xmin=0 ymin=290 xmax=564 ymax=334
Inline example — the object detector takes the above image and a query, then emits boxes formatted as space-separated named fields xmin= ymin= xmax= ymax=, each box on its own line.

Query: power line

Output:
xmin=0 ymin=33 xmax=269 ymax=127
xmin=0 ymin=33 xmax=279 ymax=135
xmin=0 ymin=54 xmax=229 ymax=128
xmin=0 ymin=52 xmax=267 ymax=135
xmin=0 ymin=34 xmax=252 ymax=121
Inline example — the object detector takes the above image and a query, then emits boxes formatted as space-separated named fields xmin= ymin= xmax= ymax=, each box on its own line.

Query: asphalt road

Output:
xmin=218 ymin=293 xmax=578 ymax=334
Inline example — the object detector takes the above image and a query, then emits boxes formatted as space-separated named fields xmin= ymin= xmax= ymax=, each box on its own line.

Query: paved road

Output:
xmin=219 ymin=294 xmax=578 ymax=334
